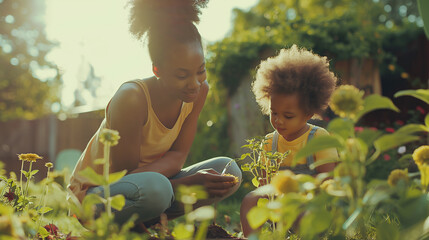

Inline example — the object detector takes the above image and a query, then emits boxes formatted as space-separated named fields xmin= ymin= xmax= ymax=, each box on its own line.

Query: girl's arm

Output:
xmin=129 ymin=81 xmax=209 ymax=177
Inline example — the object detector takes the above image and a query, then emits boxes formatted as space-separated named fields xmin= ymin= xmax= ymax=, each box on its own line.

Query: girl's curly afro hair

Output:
xmin=252 ymin=45 xmax=337 ymax=117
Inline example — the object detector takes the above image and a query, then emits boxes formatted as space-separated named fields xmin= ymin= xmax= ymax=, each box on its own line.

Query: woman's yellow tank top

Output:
xmin=68 ymin=79 xmax=193 ymax=202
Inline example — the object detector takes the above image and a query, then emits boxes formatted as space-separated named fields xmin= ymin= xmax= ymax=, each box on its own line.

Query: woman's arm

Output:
xmin=129 ymin=81 xmax=209 ymax=177
xmin=109 ymin=82 xmax=148 ymax=173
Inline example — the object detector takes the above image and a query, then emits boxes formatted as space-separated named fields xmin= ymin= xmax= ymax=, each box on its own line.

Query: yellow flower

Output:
xmin=417 ymin=164 xmax=429 ymax=190
xmin=45 ymin=162 xmax=54 ymax=168
xmin=320 ymin=179 xmax=335 ymax=191
xmin=99 ymin=128 xmax=120 ymax=146
xmin=271 ymin=170 xmax=299 ymax=194
xmin=388 ymin=64 xmax=395 ymax=71
xmin=223 ymin=173 xmax=239 ymax=184
xmin=400 ymin=72 xmax=409 ymax=79
xmin=17 ymin=153 xmax=43 ymax=162
xmin=330 ymin=85 xmax=364 ymax=119
xmin=387 ymin=169 xmax=409 ymax=187
xmin=412 ymin=145 xmax=429 ymax=166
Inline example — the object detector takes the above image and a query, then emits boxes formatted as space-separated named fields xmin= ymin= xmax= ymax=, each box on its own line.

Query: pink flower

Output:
xmin=383 ymin=154 xmax=391 ymax=161
xmin=395 ymin=120 xmax=404 ymax=126
xmin=354 ymin=126 xmax=364 ymax=132
xmin=416 ymin=106 xmax=426 ymax=115
xmin=385 ymin=127 xmax=395 ymax=133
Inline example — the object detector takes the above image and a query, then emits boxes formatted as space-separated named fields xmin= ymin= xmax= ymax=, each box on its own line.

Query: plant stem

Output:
xmin=24 ymin=162 xmax=33 ymax=197
xmin=20 ymin=160 xmax=24 ymax=195
xmin=195 ymin=220 xmax=209 ymax=240
xmin=36 ymin=167 xmax=51 ymax=239
xmin=103 ymin=143 xmax=112 ymax=216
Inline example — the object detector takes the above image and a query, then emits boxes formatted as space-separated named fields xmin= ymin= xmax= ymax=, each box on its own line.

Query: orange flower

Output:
xmin=400 ymin=72 xmax=409 ymax=79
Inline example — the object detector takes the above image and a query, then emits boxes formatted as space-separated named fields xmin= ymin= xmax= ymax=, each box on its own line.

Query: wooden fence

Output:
xmin=0 ymin=111 xmax=104 ymax=180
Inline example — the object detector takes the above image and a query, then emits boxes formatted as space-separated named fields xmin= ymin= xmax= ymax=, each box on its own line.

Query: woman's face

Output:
xmin=156 ymin=41 xmax=206 ymax=103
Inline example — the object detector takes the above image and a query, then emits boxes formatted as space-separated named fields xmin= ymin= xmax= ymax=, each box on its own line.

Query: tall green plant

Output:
xmin=246 ymin=87 xmax=429 ymax=239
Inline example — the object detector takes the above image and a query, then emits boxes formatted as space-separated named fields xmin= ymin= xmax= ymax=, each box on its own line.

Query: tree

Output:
xmin=0 ymin=0 xmax=61 ymax=121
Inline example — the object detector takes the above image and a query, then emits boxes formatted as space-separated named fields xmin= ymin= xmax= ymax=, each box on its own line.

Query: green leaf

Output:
xmin=38 ymin=226 xmax=50 ymax=238
xmin=300 ymin=208 xmax=333 ymax=238
xmin=172 ymin=223 xmax=194 ymax=240
xmin=327 ymin=118 xmax=355 ymax=139
xmin=373 ymin=134 xmax=420 ymax=156
xmin=309 ymin=158 xmax=339 ymax=169
xmin=79 ymin=167 xmax=105 ymax=186
xmin=187 ymin=206 xmax=215 ymax=222
xmin=241 ymin=163 xmax=251 ymax=172
xmin=247 ymin=206 xmax=270 ymax=229
xmin=356 ymin=128 xmax=383 ymax=147
xmin=257 ymin=198 xmax=269 ymax=207
xmin=343 ymin=207 xmax=362 ymax=230
xmin=294 ymin=135 xmax=343 ymax=165
xmin=425 ymin=114 xmax=429 ymax=128
xmin=110 ymin=194 xmax=125 ymax=211
xmin=38 ymin=206 xmax=53 ymax=214
xmin=394 ymin=89 xmax=429 ymax=104
xmin=252 ymin=176 xmax=259 ymax=187
xmin=376 ymin=221 xmax=400 ymax=240
xmin=240 ymin=153 xmax=251 ymax=160
xmin=397 ymin=194 xmax=429 ymax=229
xmin=395 ymin=124 xmax=429 ymax=135
xmin=108 ymin=170 xmax=127 ymax=184
xmin=362 ymin=188 xmax=390 ymax=206
xmin=21 ymin=170 xmax=28 ymax=178
xmin=397 ymin=153 xmax=413 ymax=166
xmin=82 ymin=193 xmax=104 ymax=218
xmin=356 ymin=94 xmax=399 ymax=121
xmin=30 ymin=170 xmax=39 ymax=176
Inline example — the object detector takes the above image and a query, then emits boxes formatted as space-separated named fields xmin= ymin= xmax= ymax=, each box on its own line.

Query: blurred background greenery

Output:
xmin=0 ymin=0 xmax=428 ymax=218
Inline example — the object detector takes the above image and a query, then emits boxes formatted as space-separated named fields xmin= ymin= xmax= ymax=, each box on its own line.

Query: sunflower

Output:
xmin=271 ymin=170 xmax=299 ymax=194
xmin=387 ymin=169 xmax=408 ymax=187
xmin=45 ymin=162 xmax=54 ymax=168
xmin=330 ymin=85 xmax=364 ymax=119
xmin=99 ymin=128 xmax=120 ymax=146
xmin=412 ymin=145 xmax=429 ymax=166
xmin=17 ymin=153 xmax=43 ymax=162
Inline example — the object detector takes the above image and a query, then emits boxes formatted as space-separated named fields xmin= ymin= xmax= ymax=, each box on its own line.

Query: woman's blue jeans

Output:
xmin=86 ymin=157 xmax=242 ymax=225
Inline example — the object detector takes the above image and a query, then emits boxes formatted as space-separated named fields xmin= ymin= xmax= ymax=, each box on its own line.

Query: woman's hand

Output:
xmin=189 ymin=169 xmax=237 ymax=197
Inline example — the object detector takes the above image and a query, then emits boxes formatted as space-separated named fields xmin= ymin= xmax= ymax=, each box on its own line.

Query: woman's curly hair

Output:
xmin=127 ymin=0 xmax=209 ymax=65
xmin=252 ymin=45 xmax=337 ymax=117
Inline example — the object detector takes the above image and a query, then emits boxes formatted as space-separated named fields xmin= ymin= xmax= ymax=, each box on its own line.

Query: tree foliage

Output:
xmin=0 ymin=0 xmax=61 ymax=121
xmin=206 ymin=0 xmax=423 ymax=96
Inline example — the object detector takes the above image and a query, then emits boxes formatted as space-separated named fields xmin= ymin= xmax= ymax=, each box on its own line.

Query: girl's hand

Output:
xmin=190 ymin=169 xmax=237 ymax=197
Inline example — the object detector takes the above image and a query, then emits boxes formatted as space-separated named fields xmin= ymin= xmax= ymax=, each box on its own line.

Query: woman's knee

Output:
xmin=212 ymin=157 xmax=242 ymax=180
xmin=135 ymin=172 xmax=174 ymax=212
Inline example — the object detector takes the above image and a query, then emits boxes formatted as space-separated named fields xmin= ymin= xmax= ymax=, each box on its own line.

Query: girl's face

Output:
xmin=269 ymin=93 xmax=313 ymax=141
xmin=156 ymin=41 xmax=206 ymax=103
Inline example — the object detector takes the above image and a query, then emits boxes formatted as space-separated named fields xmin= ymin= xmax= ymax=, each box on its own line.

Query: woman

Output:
xmin=68 ymin=0 xmax=241 ymax=226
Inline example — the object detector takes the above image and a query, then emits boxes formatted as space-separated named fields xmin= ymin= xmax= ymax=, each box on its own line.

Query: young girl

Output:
xmin=68 ymin=0 xmax=241 ymax=227
xmin=240 ymin=45 xmax=338 ymax=237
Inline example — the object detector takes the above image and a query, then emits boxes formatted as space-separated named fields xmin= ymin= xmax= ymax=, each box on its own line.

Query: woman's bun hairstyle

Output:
xmin=128 ymin=0 xmax=208 ymax=40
